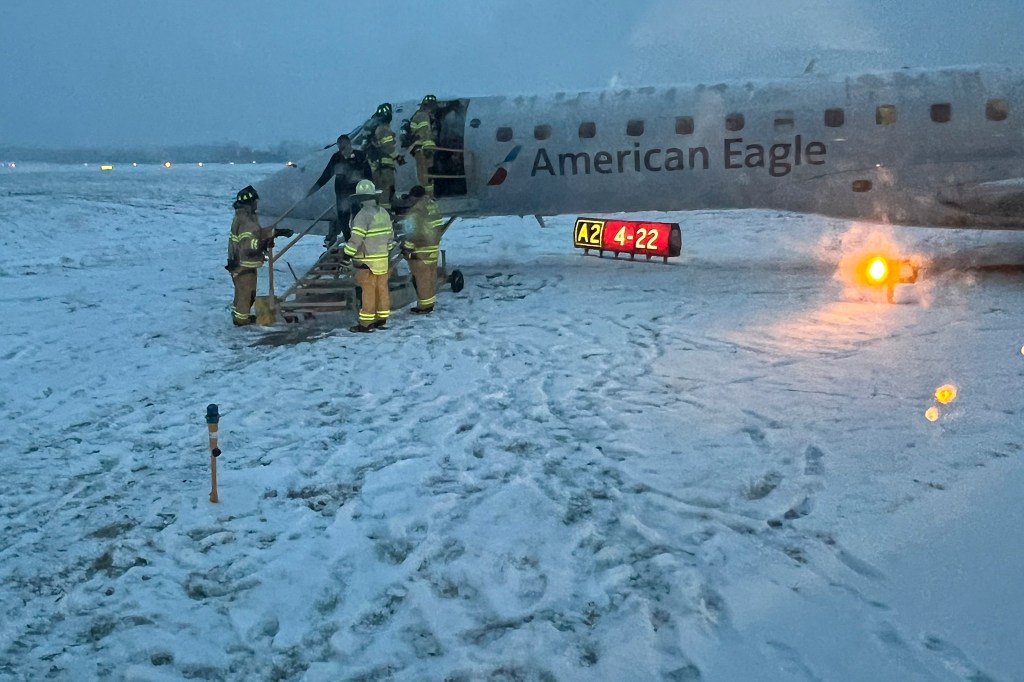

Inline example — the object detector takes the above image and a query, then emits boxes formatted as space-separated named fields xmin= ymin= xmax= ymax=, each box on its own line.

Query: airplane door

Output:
xmin=433 ymin=99 xmax=469 ymax=197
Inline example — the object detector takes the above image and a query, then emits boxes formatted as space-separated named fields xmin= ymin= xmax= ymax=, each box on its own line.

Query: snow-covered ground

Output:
xmin=1 ymin=163 xmax=1022 ymax=681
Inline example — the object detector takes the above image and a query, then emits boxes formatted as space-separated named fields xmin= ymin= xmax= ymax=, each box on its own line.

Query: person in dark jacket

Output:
xmin=307 ymin=134 xmax=371 ymax=248
xmin=226 ymin=186 xmax=293 ymax=326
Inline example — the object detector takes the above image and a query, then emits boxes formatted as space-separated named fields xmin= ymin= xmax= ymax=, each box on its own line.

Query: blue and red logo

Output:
xmin=487 ymin=145 xmax=522 ymax=186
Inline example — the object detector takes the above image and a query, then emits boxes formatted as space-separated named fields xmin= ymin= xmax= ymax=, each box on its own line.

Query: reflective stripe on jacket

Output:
xmin=372 ymin=123 xmax=397 ymax=168
xmin=228 ymin=208 xmax=274 ymax=270
xmin=345 ymin=202 xmax=394 ymax=275
xmin=409 ymin=109 xmax=436 ymax=153
xmin=401 ymin=197 xmax=446 ymax=264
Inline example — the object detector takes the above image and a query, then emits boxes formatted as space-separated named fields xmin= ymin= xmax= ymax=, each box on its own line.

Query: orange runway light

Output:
xmin=858 ymin=254 xmax=919 ymax=303
xmin=934 ymin=384 xmax=957 ymax=405
xmin=925 ymin=406 xmax=939 ymax=422
xmin=865 ymin=256 xmax=889 ymax=284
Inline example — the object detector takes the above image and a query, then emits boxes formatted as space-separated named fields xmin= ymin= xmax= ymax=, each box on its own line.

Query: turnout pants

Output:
xmin=230 ymin=269 xmax=257 ymax=325
xmin=409 ymin=257 xmax=438 ymax=309
xmin=372 ymin=165 xmax=395 ymax=210
xmin=413 ymin=148 xmax=434 ymax=195
xmin=355 ymin=267 xmax=391 ymax=327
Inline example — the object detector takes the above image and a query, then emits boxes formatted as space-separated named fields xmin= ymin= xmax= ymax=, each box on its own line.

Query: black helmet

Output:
xmin=375 ymin=102 xmax=393 ymax=121
xmin=235 ymin=185 xmax=259 ymax=205
xmin=420 ymin=94 xmax=437 ymax=106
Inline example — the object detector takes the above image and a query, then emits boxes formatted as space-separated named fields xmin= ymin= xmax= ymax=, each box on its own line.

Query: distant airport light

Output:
xmin=925 ymin=406 xmax=939 ymax=422
xmin=197 ymin=162 xmax=204 ymax=167
xmin=163 ymin=161 xmax=172 ymax=168
xmin=286 ymin=160 xmax=297 ymax=167
xmin=100 ymin=164 xmax=113 ymax=171
xmin=934 ymin=384 xmax=957 ymax=405
xmin=132 ymin=162 xmax=138 ymax=167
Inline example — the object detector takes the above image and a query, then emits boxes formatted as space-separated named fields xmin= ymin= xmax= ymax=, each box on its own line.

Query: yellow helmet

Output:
xmin=352 ymin=179 xmax=381 ymax=197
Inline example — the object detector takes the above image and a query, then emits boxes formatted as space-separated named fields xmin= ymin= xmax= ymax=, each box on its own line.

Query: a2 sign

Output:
xmin=573 ymin=217 xmax=682 ymax=262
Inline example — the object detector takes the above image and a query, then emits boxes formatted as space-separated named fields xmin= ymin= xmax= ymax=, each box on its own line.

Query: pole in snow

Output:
xmin=206 ymin=404 xmax=221 ymax=503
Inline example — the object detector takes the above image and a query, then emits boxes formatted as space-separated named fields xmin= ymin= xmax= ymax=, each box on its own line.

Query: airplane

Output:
xmin=254 ymin=63 xmax=1024 ymax=236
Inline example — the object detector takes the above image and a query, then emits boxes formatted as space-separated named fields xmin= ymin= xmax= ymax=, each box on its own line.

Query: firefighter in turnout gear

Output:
xmin=343 ymin=179 xmax=395 ymax=332
xmin=407 ymin=95 xmax=438 ymax=196
xmin=307 ymin=134 xmax=371 ymax=248
xmin=365 ymin=103 xmax=399 ymax=211
xmin=225 ymin=186 xmax=293 ymax=326
xmin=399 ymin=185 xmax=447 ymax=314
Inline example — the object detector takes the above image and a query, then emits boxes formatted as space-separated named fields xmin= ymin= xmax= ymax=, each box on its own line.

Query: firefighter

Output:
xmin=343 ymin=179 xmax=395 ymax=332
xmin=307 ymin=134 xmax=371 ymax=249
xmin=364 ymin=103 xmax=398 ymax=212
xmin=225 ymin=186 xmax=293 ymax=326
xmin=399 ymin=185 xmax=447 ymax=314
xmin=407 ymin=95 xmax=438 ymax=196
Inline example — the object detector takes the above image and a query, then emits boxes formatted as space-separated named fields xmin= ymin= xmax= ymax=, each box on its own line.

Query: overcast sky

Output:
xmin=3 ymin=0 xmax=1021 ymax=148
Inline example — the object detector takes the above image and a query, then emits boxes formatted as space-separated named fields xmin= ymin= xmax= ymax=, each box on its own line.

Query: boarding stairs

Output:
xmin=274 ymin=243 xmax=415 ymax=323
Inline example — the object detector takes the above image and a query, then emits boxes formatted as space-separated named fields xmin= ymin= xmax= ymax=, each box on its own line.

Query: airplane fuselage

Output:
xmin=256 ymin=65 xmax=1024 ymax=231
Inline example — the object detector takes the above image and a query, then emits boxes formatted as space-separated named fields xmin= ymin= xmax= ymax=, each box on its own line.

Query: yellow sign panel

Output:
xmin=573 ymin=218 xmax=605 ymax=249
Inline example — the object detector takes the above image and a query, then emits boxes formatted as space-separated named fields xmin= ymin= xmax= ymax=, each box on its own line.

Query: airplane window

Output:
xmin=534 ymin=124 xmax=552 ymax=140
xmin=876 ymin=105 xmax=897 ymax=125
xmin=774 ymin=111 xmax=795 ymax=131
xmin=496 ymin=127 xmax=513 ymax=142
xmin=987 ymin=99 xmax=1009 ymax=121
xmin=627 ymin=119 xmax=645 ymax=136
xmin=675 ymin=117 xmax=694 ymax=135
xmin=930 ymin=103 xmax=952 ymax=123
xmin=852 ymin=180 xmax=872 ymax=192
xmin=579 ymin=122 xmax=596 ymax=139
xmin=725 ymin=114 xmax=744 ymax=132
xmin=824 ymin=108 xmax=845 ymax=127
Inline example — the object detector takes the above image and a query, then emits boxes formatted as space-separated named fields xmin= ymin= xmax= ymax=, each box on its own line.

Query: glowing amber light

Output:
xmin=865 ymin=256 xmax=890 ymax=284
xmin=925 ymin=406 xmax=939 ymax=422
xmin=934 ymin=384 xmax=957 ymax=405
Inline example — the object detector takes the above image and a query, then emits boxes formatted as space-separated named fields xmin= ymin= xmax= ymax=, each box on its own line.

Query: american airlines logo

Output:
xmin=491 ymin=137 xmax=827 ymax=183
xmin=486 ymin=145 xmax=523 ymax=186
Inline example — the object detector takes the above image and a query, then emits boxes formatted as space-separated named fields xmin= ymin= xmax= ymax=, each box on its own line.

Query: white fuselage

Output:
xmin=256 ymin=65 xmax=1024 ymax=231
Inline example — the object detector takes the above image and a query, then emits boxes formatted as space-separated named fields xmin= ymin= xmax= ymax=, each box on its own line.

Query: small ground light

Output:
xmin=164 ymin=161 xmax=172 ymax=168
xmin=865 ymin=256 xmax=889 ymax=284
xmin=934 ymin=384 xmax=957 ymax=405
xmin=925 ymin=406 xmax=939 ymax=422
xmin=198 ymin=162 xmax=204 ymax=167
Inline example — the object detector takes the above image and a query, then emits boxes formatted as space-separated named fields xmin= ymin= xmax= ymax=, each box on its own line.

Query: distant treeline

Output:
xmin=0 ymin=141 xmax=317 ymax=164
